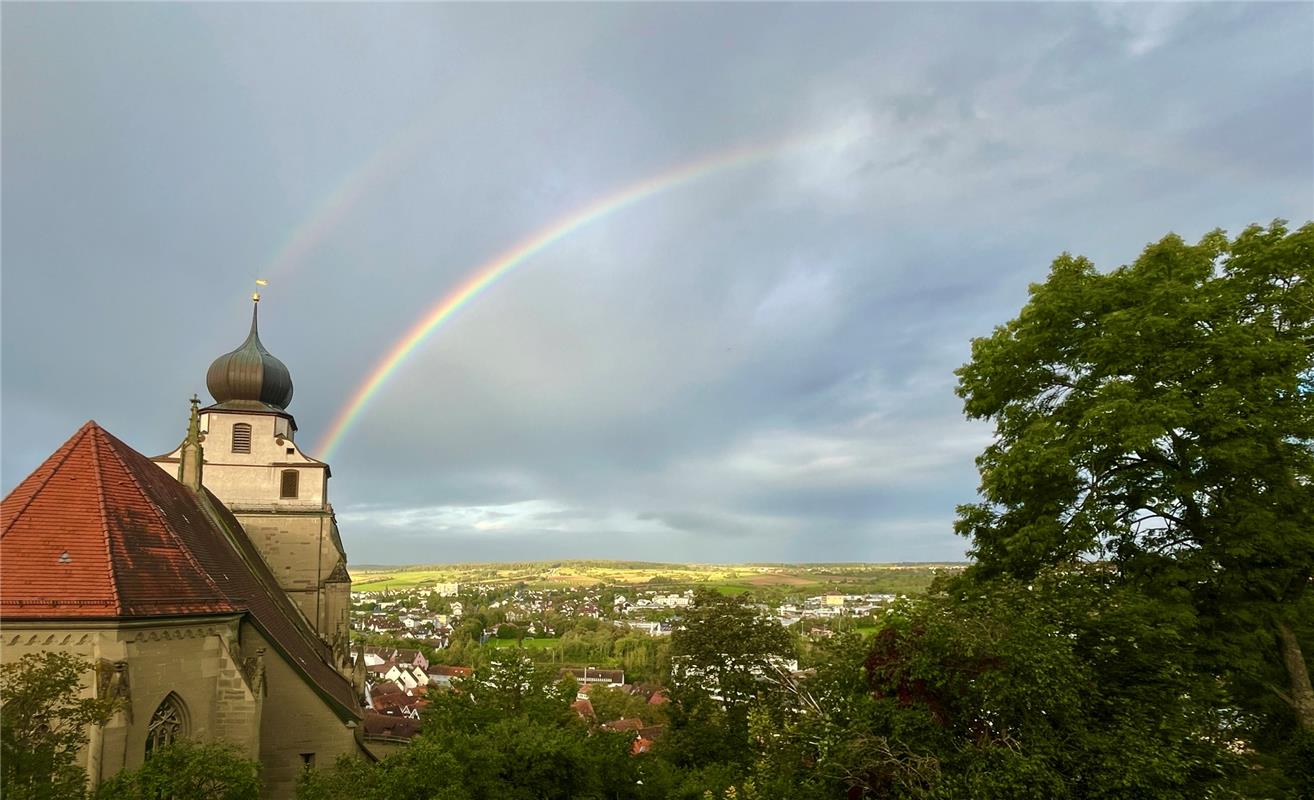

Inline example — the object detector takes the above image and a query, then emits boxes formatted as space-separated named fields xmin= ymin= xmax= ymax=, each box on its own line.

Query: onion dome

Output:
xmin=205 ymin=298 xmax=294 ymax=411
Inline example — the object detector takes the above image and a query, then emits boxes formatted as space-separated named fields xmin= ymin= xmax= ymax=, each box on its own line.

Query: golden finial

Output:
xmin=253 ymin=278 xmax=268 ymax=302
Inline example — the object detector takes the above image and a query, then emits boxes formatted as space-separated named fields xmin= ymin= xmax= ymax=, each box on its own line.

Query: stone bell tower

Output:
xmin=153 ymin=295 xmax=352 ymax=666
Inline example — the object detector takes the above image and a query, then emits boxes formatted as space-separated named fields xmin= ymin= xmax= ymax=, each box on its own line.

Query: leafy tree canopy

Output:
xmin=94 ymin=739 xmax=260 ymax=800
xmin=955 ymin=222 xmax=1314 ymax=737
xmin=669 ymin=589 xmax=795 ymax=706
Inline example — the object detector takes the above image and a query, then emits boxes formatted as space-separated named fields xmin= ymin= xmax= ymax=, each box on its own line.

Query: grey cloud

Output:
xmin=4 ymin=3 xmax=1310 ymax=565
xmin=636 ymin=511 xmax=756 ymax=538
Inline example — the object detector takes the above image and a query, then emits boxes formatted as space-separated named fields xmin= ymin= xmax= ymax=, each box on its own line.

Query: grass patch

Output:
xmin=484 ymin=637 xmax=560 ymax=650
xmin=711 ymin=583 xmax=755 ymax=596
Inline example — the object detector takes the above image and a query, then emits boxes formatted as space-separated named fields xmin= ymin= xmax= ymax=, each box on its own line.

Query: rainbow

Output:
xmin=262 ymin=110 xmax=446 ymax=283
xmin=314 ymin=131 xmax=830 ymax=460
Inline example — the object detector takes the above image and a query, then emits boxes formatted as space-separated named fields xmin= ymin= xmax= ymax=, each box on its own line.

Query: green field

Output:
xmin=352 ymin=560 xmax=959 ymax=595
xmin=484 ymin=637 xmax=560 ymax=650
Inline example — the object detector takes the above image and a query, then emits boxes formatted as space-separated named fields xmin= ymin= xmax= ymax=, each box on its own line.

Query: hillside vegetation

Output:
xmin=351 ymin=560 xmax=957 ymax=596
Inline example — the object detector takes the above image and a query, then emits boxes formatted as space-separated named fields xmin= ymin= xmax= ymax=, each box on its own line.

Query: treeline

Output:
xmin=308 ymin=576 xmax=1313 ymax=799
xmin=7 ymin=580 xmax=1311 ymax=799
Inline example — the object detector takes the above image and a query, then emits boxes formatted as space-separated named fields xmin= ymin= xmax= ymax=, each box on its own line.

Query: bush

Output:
xmin=95 ymin=739 xmax=260 ymax=800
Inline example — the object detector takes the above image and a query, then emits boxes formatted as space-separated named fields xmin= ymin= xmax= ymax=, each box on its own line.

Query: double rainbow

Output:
xmin=314 ymin=132 xmax=828 ymax=460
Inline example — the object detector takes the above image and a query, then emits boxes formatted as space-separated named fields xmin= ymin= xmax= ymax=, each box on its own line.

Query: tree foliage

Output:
xmin=301 ymin=651 xmax=638 ymax=800
xmin=586 ymin=684 xmax=660 ymax=726
xmin=94 ymin=739 xmax=261 ymax=800
xmin=0 ymin=652 xmax=118 ymax=800
xmin=669 ymin=589 xmax=794 ymax=707
xmin=955 ymin=222 xmax=1314 ymax=736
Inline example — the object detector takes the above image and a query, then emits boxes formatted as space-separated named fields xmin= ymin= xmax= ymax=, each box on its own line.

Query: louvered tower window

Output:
xmin=146 ymin=693 xmax=187 ymax=756
xmin=231 ymin=423 xmax=252 ymax=453
xmin=281 ymin=469 xmax=299 ymax=499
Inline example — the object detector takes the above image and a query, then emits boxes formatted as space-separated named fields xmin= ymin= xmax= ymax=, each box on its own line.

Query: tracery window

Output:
xmin=145 ymin=693 xmax=187 ymax=756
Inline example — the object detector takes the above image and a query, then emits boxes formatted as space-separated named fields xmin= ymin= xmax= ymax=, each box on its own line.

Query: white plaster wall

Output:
xmin=153 ymin=411 xmax=328 ymax=508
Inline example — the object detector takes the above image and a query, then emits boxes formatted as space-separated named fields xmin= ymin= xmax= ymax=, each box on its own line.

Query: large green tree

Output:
xmin=955 ymin=223 xmax=1314 ymax=739
xmin=661 ymin=590 xmax=795 ymax=772
xmin=668 ymin=589 xmax=795 ymax=707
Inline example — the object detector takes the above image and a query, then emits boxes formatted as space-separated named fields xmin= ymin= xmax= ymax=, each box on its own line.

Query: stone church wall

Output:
xmin=0 ymin=617 xmax=259 ymax=785
xmin=236 ymin=511 xmax=350 ymax=645
xmin=244 ymin=625 xmax=362 ymax=799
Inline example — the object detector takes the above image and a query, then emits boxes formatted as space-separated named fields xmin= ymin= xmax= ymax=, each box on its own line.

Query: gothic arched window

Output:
xmin=231 ymin=423 xmax=252 ymax=453
xmin=145 ymin=693 xmax=187 ymax=756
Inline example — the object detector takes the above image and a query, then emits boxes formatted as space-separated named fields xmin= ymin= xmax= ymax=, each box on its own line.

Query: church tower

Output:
xmin=153 ymin=296 xmax=352 ymax=667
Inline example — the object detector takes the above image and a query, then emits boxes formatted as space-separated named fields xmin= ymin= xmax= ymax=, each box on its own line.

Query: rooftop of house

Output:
xmin=571 ymin=698 xmax=595 ymax=719
xmin=362 ymin=710 xmax=422 ymax=741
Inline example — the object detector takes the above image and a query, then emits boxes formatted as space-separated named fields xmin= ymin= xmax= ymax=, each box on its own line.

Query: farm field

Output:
xmin=351 ymin=560 xmax=961 ymax=596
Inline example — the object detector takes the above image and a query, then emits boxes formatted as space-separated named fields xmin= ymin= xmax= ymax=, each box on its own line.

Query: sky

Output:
xmin=3 ymin=3 xmax=1311 ymax=566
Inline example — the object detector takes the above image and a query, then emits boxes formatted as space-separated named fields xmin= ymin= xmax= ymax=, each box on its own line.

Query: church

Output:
xmin=0 ymin=297 xmax=368 ymax=798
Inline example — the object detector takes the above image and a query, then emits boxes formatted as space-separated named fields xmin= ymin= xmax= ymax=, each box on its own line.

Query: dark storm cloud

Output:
xmin=3 ymin=3 xmax=1311 ymax=564
xmin=636 ymin=511 xmax=756 ymax=539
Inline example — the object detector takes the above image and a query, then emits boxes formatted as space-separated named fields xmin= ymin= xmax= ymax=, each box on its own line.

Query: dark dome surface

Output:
xmin=205 ymin=301 xmax=294 ymax=411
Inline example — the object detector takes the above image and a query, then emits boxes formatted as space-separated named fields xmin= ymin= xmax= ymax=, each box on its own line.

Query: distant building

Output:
xmin=562 ymin=667 xmax=625 ymax=686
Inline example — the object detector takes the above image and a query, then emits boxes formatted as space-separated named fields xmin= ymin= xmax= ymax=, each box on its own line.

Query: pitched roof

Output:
xmin=571 ymin=698 xmax=595 ymax=719
xmin=1 ymin=422 xmax=237 ymax=617
xmin=0 ymin=421 xmax=361 ymax=721
xmin=362 ymin=710 xmax=422 ymax=741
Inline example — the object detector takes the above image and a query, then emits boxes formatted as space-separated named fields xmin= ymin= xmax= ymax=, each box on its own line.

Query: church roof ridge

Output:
xmin=0 ymin=420 xmax=95 ymax=537
xmin=88 ymin=427 xmax=124 ymax=614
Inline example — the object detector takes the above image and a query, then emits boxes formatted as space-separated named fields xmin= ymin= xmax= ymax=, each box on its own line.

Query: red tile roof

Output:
xmin=571 ymin=698 xmax=595 ymax=719
xmin=1 ymin=422 xmax=236 ymax=617
xmin=0 ymin=421 xmax=361 ymax=722
xmin=362 ymin=710 xmax=422 ymax=741
xmin=370 ymin=682 xmax=404 ymax=701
